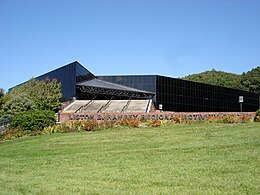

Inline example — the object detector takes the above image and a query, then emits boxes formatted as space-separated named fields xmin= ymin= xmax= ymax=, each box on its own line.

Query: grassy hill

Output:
xmin=0 ymin=123 xmax=259 ymax=194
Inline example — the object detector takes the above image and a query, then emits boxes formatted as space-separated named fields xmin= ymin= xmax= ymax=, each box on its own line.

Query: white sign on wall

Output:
xmin=239 ymin=96 xmax=243 ymax=103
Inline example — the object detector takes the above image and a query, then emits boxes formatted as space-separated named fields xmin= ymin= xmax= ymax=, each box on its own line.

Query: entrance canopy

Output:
xmin=77 ymin=78 xmax=155 ymax=99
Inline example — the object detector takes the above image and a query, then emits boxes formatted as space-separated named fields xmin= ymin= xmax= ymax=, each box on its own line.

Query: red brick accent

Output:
xmin=59 ymin=111 xmax=255 ymax=123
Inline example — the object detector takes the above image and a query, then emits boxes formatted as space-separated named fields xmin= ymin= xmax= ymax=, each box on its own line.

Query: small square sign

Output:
xmin=239 ymin=96 xmax=243 ymax=103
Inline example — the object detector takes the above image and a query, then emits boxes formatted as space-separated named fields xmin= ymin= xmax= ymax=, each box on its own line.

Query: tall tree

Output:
xmin=0 ymin=88 xmax=4 ymax=116
xmin=2 ymin=78 xmax=62 ymax=117
xmin=0 ymin=88 xmax=4 ymax=97
xmin=0 ymin=88 xmax=4 ymax=101
xmin=32 ymin=78 xmax=62 ymax=111
xmin=2 ymin=95 xmax=34 ymax=117
xmin=241 ymin=66 xmax=260 ymax=93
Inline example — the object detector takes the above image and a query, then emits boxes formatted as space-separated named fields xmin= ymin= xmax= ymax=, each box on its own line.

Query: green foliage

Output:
xmin=0 ymin=88 xmax=4 ymax=117
xmin=0 ymin=129 xmax=26 ymax=141
xmin=241 ymin=66 xmax=260 ymax=93
xmin=10 ymin=110 xmax=56 ymax=131
xmin=183 ymin=69 xmax=246 ymax=90
xmin=182 ymin=67 xmax=260 ymax=106
xmin=43 ymin=120 xmax=116 ymax=134
xmin=32 ymin=78 xmax=62 ymax=111
xmin=0 ymin=88 xmax=4 ymax=97
xmin=220 ymin=115 xmax=239 ymax=123
xmin=0 ymin=88 xmax=4 ymax=108
xmin=182 ymin=66 xmax=260 ymax=93
xmin=0 ymin=129 xmax=50 ymax=141
xmin=254 ymin=109 xmax=260 ymax=122
xmin=1 ymin=113 xmax=255 ymax=141
xmin=2 ymin=95 xmax=35 ymax=117
xmin=3 ymin=78 xmax=62 ymax=117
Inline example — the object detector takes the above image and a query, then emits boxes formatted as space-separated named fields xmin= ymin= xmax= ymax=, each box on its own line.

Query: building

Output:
xmin=32 ymin=61 xmax=259 ymax=112
xmin=36 ymin=61 xmax=95 ymax=100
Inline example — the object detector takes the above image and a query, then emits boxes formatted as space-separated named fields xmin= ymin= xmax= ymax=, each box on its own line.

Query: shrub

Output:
xmin=43 ymin=120 xmax=108 ymax=134
xmin=218 ymin=115 xmax=252 ymax=124
xmin=0 ymin=129 xmax=26 ymax=140
xmin=254 ymin=109 xmax=260 ymax=122
xmin=2 ymin=96 xmax=35 ymax=117
xmin=117 ymin=119 xmax=139 ymax=128
xmin=99 ymin=120 xmax=116 ymax=130
xmin=148 ymin=119 xmax=161 ymax=127
xmin=80 ymin=120 xmax=99 ymax=131
xmin=44 ymin=123 xmax=71 ymax=133
xmin=206 ymin=116 xmax=218 ymax=123
xmin=240 ymin=115 xmax=251 ymax=123
xmin=10 ymin=110 xmax=56 ymax=131
xmin=220 ymin=115 xmax=239 ymax=123
xmin=171 ymin=117 xmax=181 ymax=124
xmin=205 ymin=115 xmax=252 ymax=124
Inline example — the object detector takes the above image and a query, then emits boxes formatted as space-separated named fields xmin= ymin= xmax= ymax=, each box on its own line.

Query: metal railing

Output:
xmin=121 ymin=98 xmax=132 ymax=113
xmin=98 ymin=98 xmax=113 ymax=113
xmin=76 ymin=96 xmax=97 ymax=113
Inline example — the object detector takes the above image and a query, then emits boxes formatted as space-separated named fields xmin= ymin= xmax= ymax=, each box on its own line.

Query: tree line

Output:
xmin=182 ymin=66 xmax=260 ymax=94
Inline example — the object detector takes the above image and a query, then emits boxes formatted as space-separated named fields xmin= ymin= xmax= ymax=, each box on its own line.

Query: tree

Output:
xmin=0 ymin=88 xmax=4 ymax=117
xmin=2 ymin=95 xmax=35 ymax=117
xmin=183 ymin=66 xmax=260 ymax=108
xmin=2 ymin=78 xmax=62 ymax=117
xmin=241 ymin=66 xmax=260 ymax=93
xmin=32 ymin=78 xmax=62 ymax=111
xmin=182 ymin=70 xmax=246 ymax=90
xmin=0 ymin=88 xmax=4 ymax=97
xmin=0 ymin=88 xmax=4 ymax=109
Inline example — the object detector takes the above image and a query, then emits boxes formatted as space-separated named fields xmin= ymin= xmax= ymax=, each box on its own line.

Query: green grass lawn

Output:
xmin=0 ymin=123 xmax=259 ymax=194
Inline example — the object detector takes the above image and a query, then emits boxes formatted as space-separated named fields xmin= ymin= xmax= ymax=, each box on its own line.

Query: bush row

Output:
xmin=205 ymin=114 xmax=252 ymax=124
xmin=0 ymin=112 xmax=259 ymax=141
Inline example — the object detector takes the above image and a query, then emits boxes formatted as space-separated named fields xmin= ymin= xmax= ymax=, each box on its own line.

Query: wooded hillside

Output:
xmin=182 ymin=67 xmax=260 ymax=94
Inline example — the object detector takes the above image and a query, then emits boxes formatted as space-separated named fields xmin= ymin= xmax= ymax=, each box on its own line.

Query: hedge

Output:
xmin=10 ymin=110 xmax=56 ymax=131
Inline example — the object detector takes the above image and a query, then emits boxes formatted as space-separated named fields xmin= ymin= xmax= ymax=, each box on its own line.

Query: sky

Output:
xmin=0 ymin=0 xmax=260 ymax=91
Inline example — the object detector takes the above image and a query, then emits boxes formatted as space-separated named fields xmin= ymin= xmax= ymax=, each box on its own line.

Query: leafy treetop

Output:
xmin=2 ymin=78 xmax=62 ymax=117
xmin=0 ymin=88 xmax=4 ymax=112
xmin=241 ymin=66 xmax=260 ymax=93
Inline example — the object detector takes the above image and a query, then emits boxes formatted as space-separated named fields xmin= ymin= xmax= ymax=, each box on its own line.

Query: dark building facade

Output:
xmin=27 ymin=61 xmax=258 ymax=112
xmin=98 ymin=75 xmax=259 ymax=112
xmin=156 ymin=76 xmax=258 ymax=112
xmin=37 ymin=61 xmax=95 ymax=100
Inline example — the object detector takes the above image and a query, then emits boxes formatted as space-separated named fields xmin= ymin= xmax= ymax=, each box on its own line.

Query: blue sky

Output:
xmin=0 ymin=0 xmax=260 ymax=91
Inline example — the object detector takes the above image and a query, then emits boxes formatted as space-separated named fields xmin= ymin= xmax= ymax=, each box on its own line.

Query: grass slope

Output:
xmin=0 ymin=123 xmax=259 ymax=194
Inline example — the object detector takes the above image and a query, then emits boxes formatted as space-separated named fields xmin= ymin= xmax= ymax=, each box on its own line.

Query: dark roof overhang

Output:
xmin=76 ymin=78 xmax=155 ymax=99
